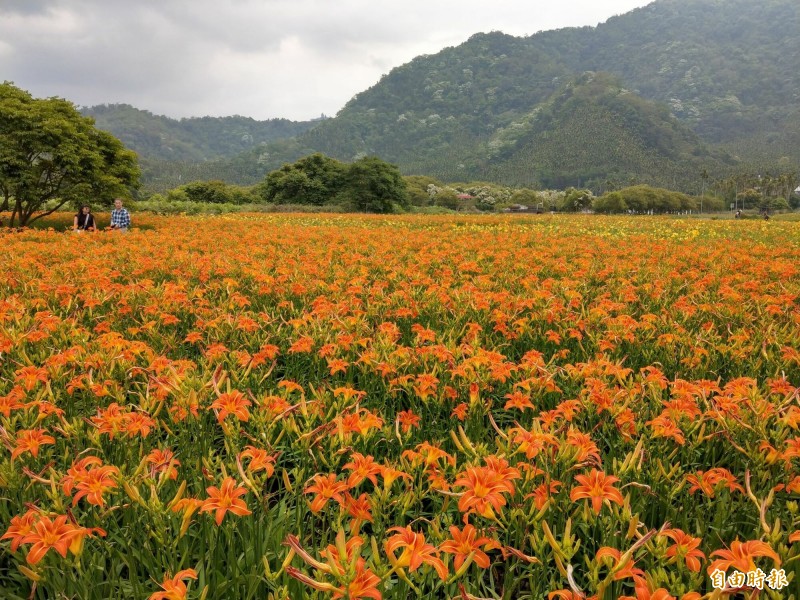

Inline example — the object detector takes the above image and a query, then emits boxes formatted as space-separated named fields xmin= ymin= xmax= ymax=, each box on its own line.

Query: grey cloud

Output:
xmin=1 ymin=0 xmax=58 ymax=15
xmin=0 ymin=0 xmax=653 ymax=120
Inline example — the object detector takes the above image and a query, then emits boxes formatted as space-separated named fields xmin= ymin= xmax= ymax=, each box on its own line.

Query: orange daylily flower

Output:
xmin=200 ymin=477 xmax=251 ymax=525
xmin=379 ymin=464 xmax=412 ymax=490
xmin=413 ymin=373 xmax=439 ymax=401
xmin=686 ymin=468 xmax=743 ymax=497
xmin=286 ymin=531 xmax=382 ymax=599
xmin=707 ymin=539 xmax=780 ymax=574
xmin=0 ymin=386 xmax=25 ymax=417
xmin=210 ymin=390 xmax=251 ymax=424
xmin=439 ymin=524 xmax=499 ymax=570
xmin=11 ymin=428 xmax=55 ymax=460
xmin=305 ymin=473 xmax=350 ymax=513
xmin=238 ymin=446 xmax=275 ymax=477
xmin=646 ymin=414 xmax=685 ymax=445
xmin=123 ymin=412 xmax=156 ymax=438
xmin=288 ymin=336 xmax=314 ymax=354
xmin=509 ymin=427 xmax=559 ymax=459
xmin=147 ymin=448 xmax=181 ymax=480
xmin=453 ymin=459 xmax=520 ymax=520
xmin=333 ymin=561 xmax=382 ymax=599
xmin=596 ymin=547 xmax=644 ymax=580
xmin=327 ymin=358 xmax=349 ymax=375
xmin=527 ymin=480 xmax=562 ymax=510
xmin=71 ymin=464 xmax=120 ymax=507
xmin=565 ymin=428 xmax=602 ymax=465
xmin=451 ymin=403 xmax=468 ymax=420
xmin=569 ymin=469 xmax=624 ymax=514
xmin=343 ymin=453 xmax=382 ymax=488
xmin=384 ymin=526 xmax=448 ymax=580
xmin=397 ymin=409 xmax=422 ymax=433
xmin=14 ymin=365 xmax=49 ymax=390
xmin=503 ymin=390 xmax=535 ymax=411
xmin=89 ymin=403 xmax=127 ymax=439
xmin=661 ymin=529 xmax=705 ymax=572
xmin=20 ymin=515 xmax=81 ymax=565
xmin=343 ymin=493 xmax=373 ymax=533
xmin=620 ymin=588 xmax=676 ymax=600
xmin=149 ymin=568 xmax=198 ymax=600
xmin=2 ymin=509 xmax=41 ymax=552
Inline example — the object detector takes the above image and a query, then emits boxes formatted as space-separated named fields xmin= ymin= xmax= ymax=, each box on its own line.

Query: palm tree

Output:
xmin=700 ymin=169 xmax=709 ymax=213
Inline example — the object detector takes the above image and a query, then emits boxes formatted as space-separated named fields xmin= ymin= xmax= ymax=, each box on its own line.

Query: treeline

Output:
xmin=143 ymin=152 xmax=800 ymax=215
xmin=147 ymin=154 xmax=409 ymax=213
xmin=82 ymin=104 xmax=319 ymax=162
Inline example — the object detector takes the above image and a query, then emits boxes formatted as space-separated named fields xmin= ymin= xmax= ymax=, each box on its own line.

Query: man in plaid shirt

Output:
xmin=110 ymin=198 xmax=131 ymax=231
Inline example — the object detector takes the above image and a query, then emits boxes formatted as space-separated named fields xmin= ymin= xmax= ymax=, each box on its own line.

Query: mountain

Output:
xmin=224 ymin=0 xmax=798 ymax=192
xmin=82 ymin=104 xmax=320 ymax=162
xmin=89 ymin=0 xmax=800 ymax=192
xmin=79 ymin=104 xmax=322 ymax=191
xmin=482 ymin=72 xmax=734 ymax=189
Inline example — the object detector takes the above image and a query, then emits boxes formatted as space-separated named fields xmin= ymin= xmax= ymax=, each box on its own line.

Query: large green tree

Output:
xmin=342 ymin=156 xmax=409 ymax=213
xmin=256 ymin=153 xmax=408 ymax=213
xmin=0 ymin=82 xmax=139 ymax=227
xmin=257 ymin=153 xmax=346 ymax=205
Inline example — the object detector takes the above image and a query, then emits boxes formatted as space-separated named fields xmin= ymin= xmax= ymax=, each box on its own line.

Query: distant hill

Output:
xmin=89 ymin=0 xmax=800 ymax=192
xmin=79 ymin=104 xmax=321 ymax=191
xmin=482 ymin=72 xmax=735 ymax=189
xmin=81 ymin=104 xmax=320 ymax=161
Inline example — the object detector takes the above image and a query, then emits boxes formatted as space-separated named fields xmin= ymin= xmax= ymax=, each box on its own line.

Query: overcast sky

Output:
xmin=0 ymin=0 xmax=654 ymax=121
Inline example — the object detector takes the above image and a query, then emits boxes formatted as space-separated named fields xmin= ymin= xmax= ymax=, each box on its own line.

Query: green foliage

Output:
xmin=253 ymin=154 xmax=408 ymax=213
xmin=560 ymin=187 xmax=594 ymax=212
xmin=696 ymin=194 xmax=726 ymax=212
xmin=82 ymin=103 xmax=320 ymax=162
xmin=0 ymin=82 xmax=140 ymax=227
xmin=737 ymin=188 xmax=762 ymax=209
xmin=593 ymin=191 xmax=627 ymax=214
xmin=606 ymin=185 xmax=697 ymax=213
xmin=433 ymin=188 xmax=461 ymax=210
xmin=179 ymin=180 xmax=258 ymax=204
xmin=403 ymin=175 xmax=441 ymax=206
xmin=136 ymin=197 xmax=258 ymax=215
xmin=485 ymin=73 xmax=734 ymax=191
xmin=760 ymin=196 xmax=790 ymax=212
xmin=341 ymin=156 xmax=409 ymax=213
xmin=257 ymin=153 xmax=346 ymax=206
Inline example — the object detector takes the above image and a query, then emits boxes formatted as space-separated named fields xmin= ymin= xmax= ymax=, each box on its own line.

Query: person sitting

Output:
xmin=73 ymin=205 xmax=97 ymax=232
xmin=109 ymin=198 xmax=131 ymax=232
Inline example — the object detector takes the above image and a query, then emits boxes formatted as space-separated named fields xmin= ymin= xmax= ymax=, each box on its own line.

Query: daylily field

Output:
xmin=2 ymin=213 xmax=800 ymax=600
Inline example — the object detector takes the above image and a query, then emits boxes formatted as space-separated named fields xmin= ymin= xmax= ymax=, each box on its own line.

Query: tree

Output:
xmin=342 ymin=156 xmax=409 ymax=213
xmin=0 ymin=82 xmax=139 ymax=227
xmin=759 ymin=196 xmax=790 ymax=213
xmin=593 ymin=192 xmax=627 ymax=214
xmin=737 ymin=188 xmax=761 ymax=210
xmin=509 ymin=188 xmax=539 ymax=208
xmin=256 ymin=153 xmax=345 ymax=205
xmin=434 ymin=188 xmax=461 ymax=210
xmin=700 ymin=168 xmax=709 ymax=198
xmin=697 ymin=194 xmax=725 ymax=212
xmin=560 ymin=187 xmax=594 ymax=212
xmin=404 ymin=175 xmax=441 ymax=207
xmin=180 ymin=180 xmax=256 ymax=204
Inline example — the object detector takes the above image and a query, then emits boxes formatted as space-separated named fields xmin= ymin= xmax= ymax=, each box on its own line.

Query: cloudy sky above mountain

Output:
xmin=0 ymin=0 xmax=652 ymax=121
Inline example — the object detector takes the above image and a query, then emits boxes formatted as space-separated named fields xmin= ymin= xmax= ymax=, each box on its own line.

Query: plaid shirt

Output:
xmin=110 ymin=208 xmax=131 ymax=229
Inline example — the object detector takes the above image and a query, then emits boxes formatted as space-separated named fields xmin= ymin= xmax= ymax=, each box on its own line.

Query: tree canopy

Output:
xmin=593 ymin=185 xmax=697 ymax=214
xmin=256 ymin=153 xmax=408 ymax=213
xmin=0 ymin=82 xmax=140 ymax=227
